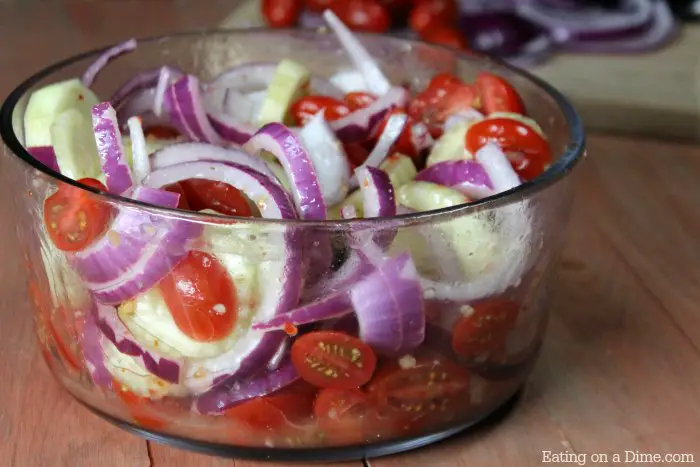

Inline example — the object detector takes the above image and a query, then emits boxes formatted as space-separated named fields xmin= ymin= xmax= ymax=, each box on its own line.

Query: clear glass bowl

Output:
xmin=0 ymin=29 xmax=584 ymax=462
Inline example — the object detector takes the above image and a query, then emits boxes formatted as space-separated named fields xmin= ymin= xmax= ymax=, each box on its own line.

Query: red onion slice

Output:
xmin=194 ymin=357 xmax=299 ymax=414
xmin=323 ymin=10 xmax=391 ymax=96
xmin=517 ymin=0 xmax=654 ymax=43
xmin=168 ymin=75 xmax=225 ymax=145
xmin=111 ymin=66 xmax=184 ymax=110
xmin=27 ymin=146 xmax=59 ymax=172
xmin=207 ymin=113 xmax=255 ymax=146
xmin=362 ymin=112 xmax=407 ymax=170
xmin=81 ymin=306 xmax=112 ymax=387
xmin=331 ymin=86 xmax=409 ymax=143
xmin=298 ymin=112 xmax=351 ymax=207
xmin=92 ymin=102 xmax=133 ymax=194
xmin=302 ymin=252 xmax=375 ymax=302
xmin=561 ymin=0 xmax=677 ymax=53
xmin=252 ymin=291 xmax=353 ymax=332
xmin=95 ymin=303 xmax=183 ymax=383
xmin=82 ymin=39 xmax=137 ymax=88
xmin=416 ymin=160 xmax=494 ymax=200
xmin=356 ymin=166 xmax=396 ymax=218
xmin=207 ymin=62 xmax=343 ymax=98
xmin=127 ymin=117 xmax=149 ymax=183
xmin=350 ymin=252 xmax=425 ymax=356
xmin=75 ymin=187 xmax=202 ymax=304
xmin=244 ymin=123 xmax=326 ymax=220
xmin=149 ymin=142 xmax=279 ymax=182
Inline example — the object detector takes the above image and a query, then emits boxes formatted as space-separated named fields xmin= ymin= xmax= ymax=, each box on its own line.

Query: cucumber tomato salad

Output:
xmin=27 ymin=11 xmax=551 ymax=446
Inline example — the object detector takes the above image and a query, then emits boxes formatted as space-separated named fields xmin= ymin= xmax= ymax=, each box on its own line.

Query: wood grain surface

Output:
xmin=1 ymin=2 xmax=699 ymax=466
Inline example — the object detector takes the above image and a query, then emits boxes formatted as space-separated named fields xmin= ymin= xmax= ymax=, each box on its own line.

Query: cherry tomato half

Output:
xmin=291 ymin=331 xmax=377 ymax=389
xmin=420 ymin=25 xmax=469 ymax=50
xmin=367 ymin=354 xmax=470 ymax=425
xmin=314 ymin=388 xmax=408 ymax=443
xmin=43 ymin=178 xmax=112 ymax=252
xmin=176 ymin=179 xmax=254 ymax=217
xmin=158 ymin=251 xmax=238 ymax=342
xmin=465 ymin=117 xmax=551 ymax=180
xmin=113 ymin=379 xmax=168 ymax=430
xmin=290 ymin=95 xmax=351 ymax=126
xmin=409 ymin=0 xmax=457 ymax=34
xmin=451 ymin=299 xmax=519 ymax=361
xmin=225 ymin=381 xmax=316 ymax=431
xmin=344 ymin=91 xmax=377 ymax=111
xmin=344 ymin=143 xmax=370 ymax=169
xmin=408 ymin=74 xmax=478 ymax=133
xmin=331 ymin=0 xmax=392 ymax=33
xmin=262 ymin=0 xmax=303 ymax=28
xmin=475 ymin=72 xmax=525 ymax=115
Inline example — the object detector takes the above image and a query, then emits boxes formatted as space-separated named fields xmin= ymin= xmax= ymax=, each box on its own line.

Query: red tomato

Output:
xmin=475 ymin=72 xmax=525 ymax=115
xmin=47 ymin=311 xmax=82 ymax=371
xmin=367 ymin=354 xmax=470 ymax=425
xmin=143 ymin=125 xmax=180 ymax=140
xmin=408 ymin=73 xmax=478 ymax=133
xmin=305 ymin=0 xmax=334 ymax=13
xmin=331 ymin=0 xmax=392 ymax=33
xmin=158 ymin=251 xmax=237 ymax=342
xmin=420 ymin=25 xmax=469 ymax=50
xmin=113 ymin=379 xmax=167 ymax=430
xmin=178 ymin=179 xmax=253 ymax=217
xmin=225 ymin=381 xmax=316 ymax=431
xmin=290 ymin=95 xmax=351 ymax=126
xmin=314 ymin=388 xmax=408 ymax=443
xmin=163 ymin=182 xmax=192 ymax=210
xmin=344 ymin=143 xmax=370 ymax=168
xmin=408 ymin=0 xmax=457 ymax=34
xmin=344 ymin=91 xmax=377 ymax=111
xmin=465 ymin=117 xmax=551 ymax=180
xmin=43 ymin=178 xmax=112 ymax=252
xmin=451 ymin=299 xmax=519 ymax=361
xmin=291 ymin=331 xmax=377 ymax=389
xmin=262 ymin=0 xmax=303 ymax=28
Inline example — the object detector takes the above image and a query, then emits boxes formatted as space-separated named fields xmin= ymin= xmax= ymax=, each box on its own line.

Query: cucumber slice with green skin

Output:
xmin=24 ymin=79 xmax=100 ymax=148
xmin=118 ymin=251 xmax=259 ymax=361
xmin=50 ymin=108 xmax=102 ymax=181
xmin=426 ymin=121 xmax=475 ymax=167
xmin=257 ymin=59 xmax=311 ymax=126
xmin=394 ymin=181 xmax=499 ymax=282
xmin=328 ymin=153 xmax=417 ymax=219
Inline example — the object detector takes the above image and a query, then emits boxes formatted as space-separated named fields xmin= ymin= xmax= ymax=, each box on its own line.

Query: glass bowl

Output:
xmin=0 ymin=29 xmax=584 ymax=462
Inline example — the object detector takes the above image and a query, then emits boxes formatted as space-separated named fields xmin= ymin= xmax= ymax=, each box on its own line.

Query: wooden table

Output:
xmin=1 ymin=2 xmax=700 ymax=466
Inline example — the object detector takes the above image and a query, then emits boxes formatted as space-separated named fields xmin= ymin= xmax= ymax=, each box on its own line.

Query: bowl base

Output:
xmin=79 ymin=387 xmax=524 ymax=463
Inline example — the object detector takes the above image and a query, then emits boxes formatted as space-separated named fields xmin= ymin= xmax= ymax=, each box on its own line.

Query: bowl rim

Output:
xmin=0 ymin=28 xmax=586 ymax=227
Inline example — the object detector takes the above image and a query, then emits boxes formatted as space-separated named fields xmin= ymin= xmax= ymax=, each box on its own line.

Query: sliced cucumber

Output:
xmin=393 ymin=182 xmax=499 ymax=281
xmin=118 ymin=252 xmax=258 ymax=360
xmin=50 ymin=108 xmax=102 ymax=180
xmin=328 ymin=153 xmax=417 ymax=219
xmin=487 ymin=112 xmax=545 ymax=136
xmin=426 ymin=121 xmax=474 ymax=167
xmin=257 ymin=59 xmax=310 ymax=126
xmin=24 ymin=78 xmax=99 ymax=148
xmin=102 ymin=338 xmax=187 ymax=399
xmin=257 ymin=150 xmax=292 ymax=192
